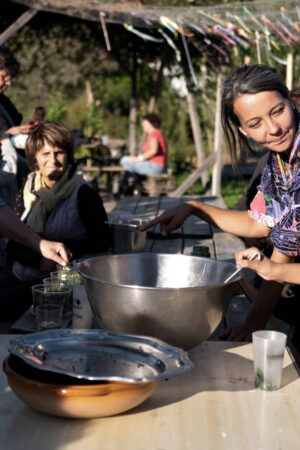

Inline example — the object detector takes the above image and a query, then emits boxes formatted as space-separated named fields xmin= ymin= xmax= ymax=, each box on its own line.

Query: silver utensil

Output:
xmin=224 ymin=252 xmax=261 ymax=284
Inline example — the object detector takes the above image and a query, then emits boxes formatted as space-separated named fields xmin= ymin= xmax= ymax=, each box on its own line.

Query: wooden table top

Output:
xmin=112 ymin=195 xmax=246 ymax=261
xmin=1 ymin=334 xmax=299 ymax=450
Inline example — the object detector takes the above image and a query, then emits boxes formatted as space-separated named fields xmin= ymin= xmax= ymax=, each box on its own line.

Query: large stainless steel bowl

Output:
xmin=78 ymin=253 xmax=241 ymax=350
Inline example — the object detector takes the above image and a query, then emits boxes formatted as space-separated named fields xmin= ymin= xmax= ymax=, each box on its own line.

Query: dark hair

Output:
xmin=142 ymin=113 xmax=161 ymax=128
xmin=25 ymin=121 xmax=74 ymax=171
xmin=0 ymin=46 xmax=20 ymax=78
xmin=221 ymin=64 xmax=290 ymax=168
xmin=290 ymin=86 xmax=300 ymax=112
xmin=32 ymin=106 xmax=46 ymax=122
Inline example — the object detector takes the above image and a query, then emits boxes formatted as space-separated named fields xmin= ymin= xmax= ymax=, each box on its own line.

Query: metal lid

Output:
xmin=9 ymin=329 xmax=193 ymax=383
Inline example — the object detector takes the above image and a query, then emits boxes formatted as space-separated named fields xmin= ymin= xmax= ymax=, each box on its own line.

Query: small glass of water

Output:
xmin=252 ymin=330 xmax=287 ymax=391
xmin=35 ymin=304 xmax=63 ymax=331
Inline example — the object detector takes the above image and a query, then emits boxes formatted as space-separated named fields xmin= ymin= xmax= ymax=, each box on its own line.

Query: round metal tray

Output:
xmin=9 ymin=329 xmax=193 ymax=383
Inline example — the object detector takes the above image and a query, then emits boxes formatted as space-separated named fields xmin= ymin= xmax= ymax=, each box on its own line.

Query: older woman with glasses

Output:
xmin=1 ymin=121 xmax=111 ymax=321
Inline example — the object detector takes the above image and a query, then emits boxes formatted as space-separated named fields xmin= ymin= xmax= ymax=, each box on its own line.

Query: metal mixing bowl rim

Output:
xmin=77 ymin=253 xmax=241 ymax=290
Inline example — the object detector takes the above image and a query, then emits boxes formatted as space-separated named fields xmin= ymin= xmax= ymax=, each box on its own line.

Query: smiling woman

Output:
xmin=234 ymin=91 xmax=296 ymax=153
xmin=141 ymin=64 xmax=300 ymax=347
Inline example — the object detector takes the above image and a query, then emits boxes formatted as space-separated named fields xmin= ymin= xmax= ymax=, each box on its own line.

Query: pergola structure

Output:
xmin=1 ymin=0 xmax=300 ymax=195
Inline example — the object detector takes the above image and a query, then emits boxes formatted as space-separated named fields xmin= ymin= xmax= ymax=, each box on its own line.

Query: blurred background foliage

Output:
xmin=2 ymin=0 xmax=300 ymax=206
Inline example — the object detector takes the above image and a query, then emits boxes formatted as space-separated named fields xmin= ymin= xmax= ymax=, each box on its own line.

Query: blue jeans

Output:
xmin=120 ymin=156 xmax=165 ymax=175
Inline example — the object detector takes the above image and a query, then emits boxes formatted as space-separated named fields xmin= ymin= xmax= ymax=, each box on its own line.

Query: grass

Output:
xmin=221 ymin=177 xmax=250 ymax=209
xmin=175 ymin=172 xmax=250 ymax=209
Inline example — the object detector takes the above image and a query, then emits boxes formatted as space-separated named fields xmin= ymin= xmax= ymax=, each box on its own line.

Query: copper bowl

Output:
xmin=3 ymin=355 xmax=159 ymax=419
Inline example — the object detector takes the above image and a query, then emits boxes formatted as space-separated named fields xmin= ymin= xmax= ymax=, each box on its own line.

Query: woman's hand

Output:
xmin=140 ymin=203 xmax=194 ymax=236
xmin=39 ymin=240 xmax=71 ymax=267
xmin=6 ymin=124 xmax=32 ymax=135
xmin=235 ymin=247 xmax=279 ymax=281
xmin=127 ymin=155 xmax=140 ymax=162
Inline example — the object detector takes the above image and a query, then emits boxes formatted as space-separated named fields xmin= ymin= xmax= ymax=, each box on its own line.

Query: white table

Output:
xmin=1 ymin=335 xmax=299 ymax=450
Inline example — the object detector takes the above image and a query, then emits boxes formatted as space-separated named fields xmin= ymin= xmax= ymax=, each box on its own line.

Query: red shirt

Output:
xmin=143 ymin=129 xmax=167 ymax=167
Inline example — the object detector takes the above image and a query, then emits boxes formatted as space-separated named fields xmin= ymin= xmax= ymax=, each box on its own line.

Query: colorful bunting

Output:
xmin=124 ymin=24 xmax=163 ymax=43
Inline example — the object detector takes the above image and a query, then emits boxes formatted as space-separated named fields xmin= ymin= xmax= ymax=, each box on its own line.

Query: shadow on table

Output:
xmin=129 ymin=342 xmax=298 ymax=415
xmin=2 ymin=407 xmax=95 ymax=450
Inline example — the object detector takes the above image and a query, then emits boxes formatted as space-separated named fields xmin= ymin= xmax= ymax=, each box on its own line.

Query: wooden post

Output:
xmin=178 ymin=41 xmax=209 ymax=190
xmin=186 ymin=90 xmax=209 ymax=188
xmin=0 ymin=9 xmax=37 ymax=45
xmin=147 ymin=44 xmax=169 ymax=113
xmin=212 ymin=70 xmax=225 ymax=197
xmin=139 ymin=44 xmax=169 ymax=153
xmin=85 ymin=80 xmax=94 ymax=138
xmin=128 ymin=50 xmax=137 ymax=156
xmin=286 ymin=53 xmax=293 ymax=90
xmin=170 ymin=153 xmax=216 ymax=197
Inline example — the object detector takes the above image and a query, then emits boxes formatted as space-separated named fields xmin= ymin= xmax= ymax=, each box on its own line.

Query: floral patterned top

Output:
xmin=250 ymin=120 xmax=300 ymax=257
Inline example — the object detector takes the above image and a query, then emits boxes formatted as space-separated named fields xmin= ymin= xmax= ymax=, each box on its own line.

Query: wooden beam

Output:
xmin=286 ymin=53 xmax=293 ymax=90
xmin=0 ymin=9 xmax=38 ymax=45
xmin=128 ymin=50 xmax=137 ymax=155
xmin=186 ymin=90 xmax=209 ymax=188
xmin=212 ymin=69 xmax=225 ymax=196
xmin=169 ymin=153 xmax=216 ymax=197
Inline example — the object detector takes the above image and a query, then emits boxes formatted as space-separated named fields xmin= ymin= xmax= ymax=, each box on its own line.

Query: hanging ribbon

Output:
xmin=197 ymin=10 xmax=227 ymax=28
xmin=280 ymin=6 xmax=297 ymax=29
xmin=159 ymin=16 xmax=177 ymax=35
xmin=99 ymin=12 xmax=111 ymax=52
xmin=203 ymin=38 xmax=230 ymax=63
xmin=232 ymin=14 xmax=252 ymax=34
xmin=243 ymin=6 xmax=273 ymax=50
xmin=124 ymin=24 xmax=163 ymax=43
xmin=212 ymin=13 xmax=235 ymax=29
xmin=217 ymin=25 xmax=250 ymax=48
xmin=158 ymin=29 xmax=181 ymax=62
xmin=225 ymin=12 xmax=251 ymax=34
xmin=262 ymin=43 xmax=287 ymax=65
xmin=243 ymin=7 xmax=265 ymax=32
xmin=213 ymin=26 xmax=236 ymax=45
xmin=262 ymin=15 xmax=291 ymax=46
xmin=181 ymin=33 xmax=198 ymax=87
xmin=185 ymin=20 xmax=206 ymax=36
xmin=160 ymin=16 xmax=193 ymax=37
xmin=276 ymin=20 xmax=298 ymax=43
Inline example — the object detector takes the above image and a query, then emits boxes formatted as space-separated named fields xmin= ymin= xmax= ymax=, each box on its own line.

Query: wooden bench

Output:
xmin=141 ymin=170 xmax=176 ymax=196
xmin=101 ymin=166 xmax=126 ymax=195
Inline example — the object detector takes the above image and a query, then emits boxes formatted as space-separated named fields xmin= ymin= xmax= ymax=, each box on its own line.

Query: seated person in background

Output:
xmin=1 ymin=121 xmax=111 ymax=320
xmin=0 ymin=46 xmax=31 ymax=184
xmin=0 ymin=46 xmax=30 ymax=140
xmin=120 ymin=114 xmax=167 ymax=193
xmin=10 ymin=106 xmax=46 ymax=155
xmin=26 ymin=105 xmax=46 ymax=126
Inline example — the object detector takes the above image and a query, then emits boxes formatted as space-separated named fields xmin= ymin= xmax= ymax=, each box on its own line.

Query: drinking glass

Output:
xmin=36 ymin=304 xmax=63 ymax=331
xmin=31 ymin=284 xmax=72 ymax=313
xmin=252 ymin=330 xmax=287 ymax=391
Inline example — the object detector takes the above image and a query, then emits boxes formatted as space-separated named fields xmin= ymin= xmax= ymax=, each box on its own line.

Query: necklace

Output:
xmin=276 ymin=153 xmax=292 ymax=186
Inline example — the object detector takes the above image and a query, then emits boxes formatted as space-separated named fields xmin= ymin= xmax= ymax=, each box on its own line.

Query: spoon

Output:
xmin=224 ymin=252 xmax=261 ymax=284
